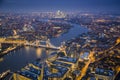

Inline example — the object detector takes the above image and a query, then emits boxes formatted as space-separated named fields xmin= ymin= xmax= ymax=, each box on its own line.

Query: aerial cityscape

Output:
xmin=0 ymin=0 xmax=120 ymax=80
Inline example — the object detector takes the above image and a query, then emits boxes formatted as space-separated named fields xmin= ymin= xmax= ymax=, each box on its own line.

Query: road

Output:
xmin=77 ymin=51 xmax=95 ymax=80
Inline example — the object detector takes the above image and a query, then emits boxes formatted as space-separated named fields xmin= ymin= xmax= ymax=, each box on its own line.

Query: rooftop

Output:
xmin=48 ymin=65 xmax=69 ymax=78
xmin=18 ymin=70 xmax=38 ymax=80
xmin=52 ymin=60 xmax=72 ymax=67
xmin=57 ymin=56 xmax=78 ymax=63
xmin=95 ymin=68 xmax=114 ymax=76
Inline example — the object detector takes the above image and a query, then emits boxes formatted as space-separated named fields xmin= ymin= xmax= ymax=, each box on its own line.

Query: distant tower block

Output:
xmin=55 ymin=10 xmax=66 ymax=18
xmin=23 ymin=24 xmax=28 ymax=31
xmin=23 ymin=24 xmax=34 ymax=32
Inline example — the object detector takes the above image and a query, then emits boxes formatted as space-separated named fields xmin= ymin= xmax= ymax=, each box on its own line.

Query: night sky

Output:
xmin=0 ymin=0 xmax=120 ymax=12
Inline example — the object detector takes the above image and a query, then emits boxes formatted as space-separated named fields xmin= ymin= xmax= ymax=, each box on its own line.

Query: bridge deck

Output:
xmin=0 ymin=38 xmax=60 ymax=50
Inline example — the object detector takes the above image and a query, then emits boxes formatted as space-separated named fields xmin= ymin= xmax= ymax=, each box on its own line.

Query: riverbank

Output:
xmin=0 ymin=45 xmax=23 ymax=57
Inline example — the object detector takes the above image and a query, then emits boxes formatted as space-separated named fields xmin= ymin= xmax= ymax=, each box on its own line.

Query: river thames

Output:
xmin=0 ymin=23 xmax=88 ymax=73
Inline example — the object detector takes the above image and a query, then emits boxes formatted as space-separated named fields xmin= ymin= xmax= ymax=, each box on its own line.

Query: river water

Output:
xmin=0 ymin=23 xmax=88 ymax=73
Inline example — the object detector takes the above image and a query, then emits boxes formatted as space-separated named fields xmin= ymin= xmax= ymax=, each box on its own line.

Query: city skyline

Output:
xmin=0 ymin=0 xmax=120 ymax=80
xmin=0 ymin=0 xmax=120 ymax=12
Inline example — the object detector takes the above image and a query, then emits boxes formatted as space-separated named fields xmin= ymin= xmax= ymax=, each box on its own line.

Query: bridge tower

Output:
xmin=60 ymin=42 xmax=67 ymax=56
xmin=46 ymin=39 xmax=50 ymax=48
xmin=13 ymin=29 xmax=19 ymax=38
xmin=13 ymin=30 xmax=17 ymax=36
xmin=35 ymin=40 xmax=40 ymax=46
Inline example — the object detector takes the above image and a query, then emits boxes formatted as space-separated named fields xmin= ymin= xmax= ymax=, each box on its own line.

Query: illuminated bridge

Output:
xmin=25 ymin=39 xmax=61 ymax=50
xmin=0 ymin=38 xmax=61 ymax=50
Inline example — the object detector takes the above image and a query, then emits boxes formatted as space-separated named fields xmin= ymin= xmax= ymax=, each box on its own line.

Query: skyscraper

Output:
xmin=55 ymin=10 xmax=66 ymax=18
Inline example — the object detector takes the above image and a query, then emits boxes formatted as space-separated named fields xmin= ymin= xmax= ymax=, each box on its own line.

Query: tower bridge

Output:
xmin=25 ymin=39 xmax=60 ymax=50
xmin=0 ymin=38 xmax=61 ymax=50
